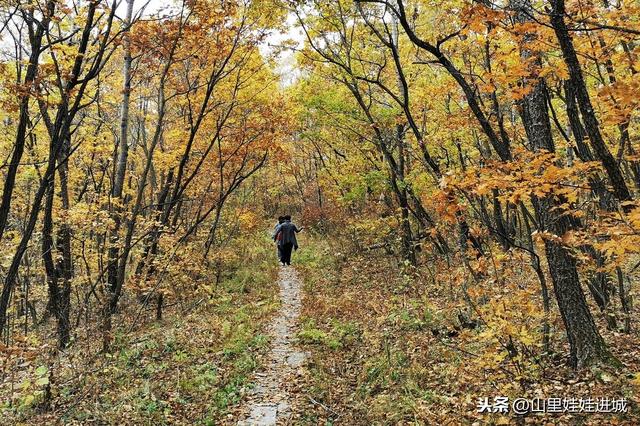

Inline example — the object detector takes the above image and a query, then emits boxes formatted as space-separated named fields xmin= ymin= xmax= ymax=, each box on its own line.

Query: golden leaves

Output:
xmin=442 ymin=149 xmax=598 ymax=207
xmin=597 ymin=75 xmax=640 ymax=126
xmin=589 ymin=203 xmax=640 ymax=266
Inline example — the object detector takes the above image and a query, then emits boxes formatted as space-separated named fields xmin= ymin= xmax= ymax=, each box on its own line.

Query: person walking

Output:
xmin=276 ymin=215 xmax=303 ymax=266
xmin=272 ymin=216 xmax=285 ymax=262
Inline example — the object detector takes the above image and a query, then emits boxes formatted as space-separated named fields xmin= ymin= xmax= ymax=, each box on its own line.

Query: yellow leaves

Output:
xmin=519 ymin=331 xmax=536 ymax=347
xmin=432 ymin=189 xmax=463 ymax=225
xmin=468 ymin=280 xmax=544 ymax=382
xmin=508 ymin=85 xmax=533 ymax=101
xmin=470 ymin=257 xmax=489 ymax=275
xmin=451 ymin=149 xmax=598 ymax=207
xmin=631 ymin=373 xmax=640 ymax=389
xmin=597 ymin=75 xmax=640 ymax=126
xmin=594 ymin=233 xmax=640 ymax=263
xmin=554 ymin=63 xmax=570 ymax=80
xmin=578 ymin=202 xmax=640 ymax=267
xmin=539 ymin=61 xmax=569 ymax=81
xmin=237 ymin=210 xmax=259 ymax=232
xmin=624 ymin=203 xmax=640 ymax=230
xmin=67 ymin=200 xmax=115 ymax=235
xmin=460 ymin=3 xmax=504 ymax=33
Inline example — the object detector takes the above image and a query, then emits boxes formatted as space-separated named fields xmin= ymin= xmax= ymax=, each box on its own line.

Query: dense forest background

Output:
xmin=1 ymin=0 xmax=640 ymax=423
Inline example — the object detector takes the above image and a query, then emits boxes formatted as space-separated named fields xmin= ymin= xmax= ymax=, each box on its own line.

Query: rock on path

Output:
xmin=237 ymin=266 xmax=306 ymax=425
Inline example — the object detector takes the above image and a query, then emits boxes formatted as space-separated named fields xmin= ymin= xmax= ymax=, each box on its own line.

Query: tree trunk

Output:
xmin=1 ymin=147 xmax=58 ymax=336
xmin=56 ymin=137 xmax=73 ymax=347
xmin=514 ymin=0 xmax=614 ymax=366
xmin=108 ymin=0 xmax=135 ymax=294
xmin=0 ymin=1 xmax=55 ymax=242
xmin=550 ymin=0 xmax=632 ymax=203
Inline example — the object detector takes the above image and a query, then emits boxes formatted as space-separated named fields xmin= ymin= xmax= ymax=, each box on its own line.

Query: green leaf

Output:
xmin=36 ymin=377 xmax=49 ymax=386
xmin=35 ymin=365 xmax=48 ymax=376
xmin=22 ymin=394 xmax=35 ymax=407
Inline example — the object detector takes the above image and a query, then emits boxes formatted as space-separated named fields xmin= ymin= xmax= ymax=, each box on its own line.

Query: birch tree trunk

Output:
xmin=108 ymin=0 xmax=135 ymax=294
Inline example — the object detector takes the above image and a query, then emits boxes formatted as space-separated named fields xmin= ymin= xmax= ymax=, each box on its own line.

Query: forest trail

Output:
xmin=237 ymin=266 xmax=306 ymax=425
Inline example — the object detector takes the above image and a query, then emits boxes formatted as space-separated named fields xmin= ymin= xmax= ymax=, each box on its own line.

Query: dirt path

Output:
xmin=237 ymin=266 xmax=306 ymax=425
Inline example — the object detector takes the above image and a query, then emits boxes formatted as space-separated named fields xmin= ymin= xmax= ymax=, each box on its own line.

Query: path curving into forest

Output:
xmin=237 ymin=266 xmax=306 ymax=425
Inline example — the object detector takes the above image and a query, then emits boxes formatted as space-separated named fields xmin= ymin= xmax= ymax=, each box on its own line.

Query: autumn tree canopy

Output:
xmin=1 ymin=0 xmax=640 ymax=423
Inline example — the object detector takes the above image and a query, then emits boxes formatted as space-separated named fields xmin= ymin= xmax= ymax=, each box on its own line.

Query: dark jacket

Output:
xmin=276 ymin=221 xmax=302 ymax=248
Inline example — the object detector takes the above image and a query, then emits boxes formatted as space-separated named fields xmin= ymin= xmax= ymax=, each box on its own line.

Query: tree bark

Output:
xmin=55 ymin=136 xmax=73 ymax=348
xmin=550 ymin=0 xmax=632 ymax=204
xmin=108 ymin=0 xmax=135 ymax=294
xmin=0 ymin=1 xmax=55 ymax=243
xmin=514 ymin=0 xmax=613 ymax=367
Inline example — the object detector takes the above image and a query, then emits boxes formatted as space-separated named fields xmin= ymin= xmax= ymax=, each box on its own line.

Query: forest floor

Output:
xmin=1 ymin=244 xmax=283 ymax=425
xmin=289 ymin=238 xmax=640 ymax=425
xmin=4 ymin=237 xmax=640 ymax=424
xmin=236 ymin=266 xmax=307 ymax=425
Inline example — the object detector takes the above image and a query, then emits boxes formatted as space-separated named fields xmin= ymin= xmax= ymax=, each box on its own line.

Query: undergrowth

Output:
xmin=0 ymin=234 xmax=280 ymax=425
xmin=294 ymin=236 xmax=640 ymax=424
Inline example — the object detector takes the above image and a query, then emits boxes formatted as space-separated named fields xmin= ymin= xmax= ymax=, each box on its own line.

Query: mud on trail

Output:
xmin=237 ymin=266 xmax=307 ymax=425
